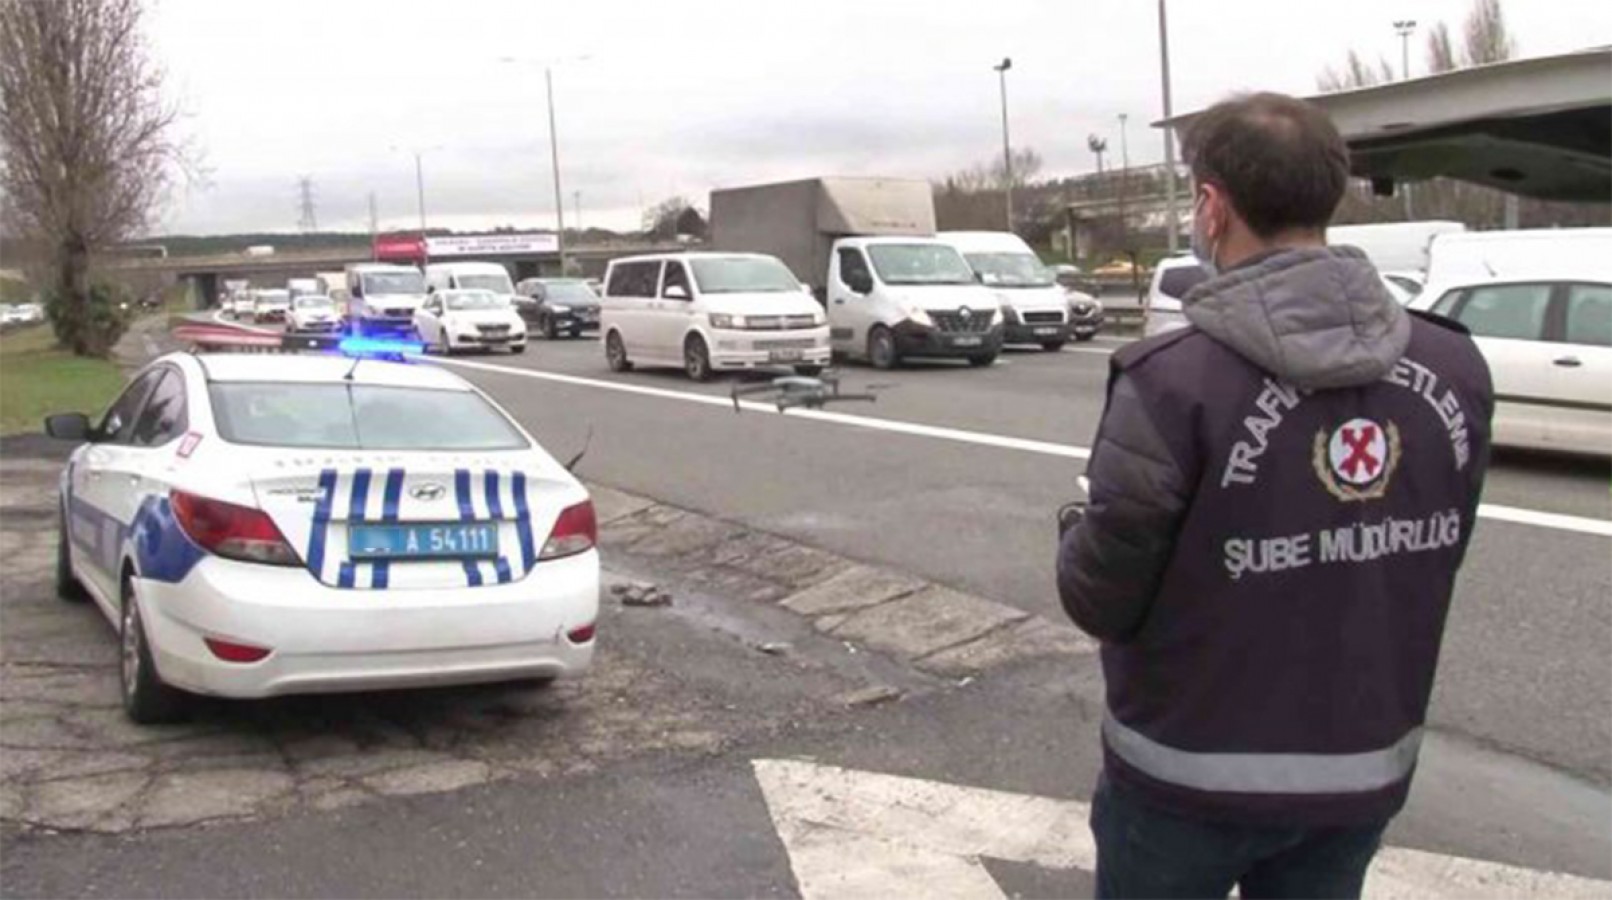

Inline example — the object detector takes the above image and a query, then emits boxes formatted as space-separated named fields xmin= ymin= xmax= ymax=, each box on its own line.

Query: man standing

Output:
xmin=1057 ymin=92 xmax=1493 ymax=899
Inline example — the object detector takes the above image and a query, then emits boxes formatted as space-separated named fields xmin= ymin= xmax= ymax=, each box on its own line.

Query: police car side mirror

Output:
xmin=45 ymin=412 xmax=92 ymax=442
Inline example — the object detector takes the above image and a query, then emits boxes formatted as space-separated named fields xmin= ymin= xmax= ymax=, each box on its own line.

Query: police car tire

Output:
xmin=120 ymin=577 xmax=189 ymax=724
xmin=967 ymin=352 xmax=998 ymax=368
xmin=1041 ymin=340 xmax=1067 ymax=352
xmin=56 ymin=503 xmax=88 ymax=603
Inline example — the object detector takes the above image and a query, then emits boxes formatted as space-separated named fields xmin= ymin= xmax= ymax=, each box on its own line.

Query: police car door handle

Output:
xmin=1553 ymin=356 xmax=1582 ymax=368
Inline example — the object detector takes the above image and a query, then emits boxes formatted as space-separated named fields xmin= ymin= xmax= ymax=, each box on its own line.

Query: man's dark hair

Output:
xmin=1182 ymin=92 xmax=1350 ymax=238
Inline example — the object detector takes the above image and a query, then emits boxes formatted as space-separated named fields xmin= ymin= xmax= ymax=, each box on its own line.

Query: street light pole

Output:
xmin=545 ymin=66 xmax=569 ymax=276
xmin=993 ymin=57 xmax=1014 ymax=232
xmin=1394 ymin=19 xmax=1417 ymax=80
xmin=1158 ymin=0 xmax=1180 ymax=252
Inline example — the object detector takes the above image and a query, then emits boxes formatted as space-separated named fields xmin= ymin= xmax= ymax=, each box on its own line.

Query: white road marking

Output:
xmin=432 ymin=357 xmax=1611 ymax=538
xmin=1062 ymin=345 xmax=1116 ymax=356
xmin=752 ymin=759 xmax=1612 ymax=900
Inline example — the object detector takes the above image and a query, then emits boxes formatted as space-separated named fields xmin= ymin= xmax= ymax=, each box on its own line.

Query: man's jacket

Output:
xmin=1057 ymin=246 xmax=1493 ymax=826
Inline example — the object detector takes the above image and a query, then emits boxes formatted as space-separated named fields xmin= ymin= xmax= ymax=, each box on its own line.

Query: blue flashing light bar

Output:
xmin=337 ymin=336 xmax=426 ymax=358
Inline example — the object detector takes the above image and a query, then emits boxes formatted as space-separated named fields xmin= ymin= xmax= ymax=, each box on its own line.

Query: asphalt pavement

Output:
xmin=428 ymin=334 xmax=1612 ymax=788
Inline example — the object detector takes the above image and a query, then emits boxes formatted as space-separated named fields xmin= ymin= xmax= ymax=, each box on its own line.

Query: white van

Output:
xmin=1143 ymin=255 xmax=1211 ymax=338
xmin=600 ymin=252 xmax=831 ymax=381
xmin=1326 ymin=221 xmax=1466 ymax=277
xmin=940 ymin=231 xmax=1075 ymax=350
xmin=424 ymin=261 xmax=518 ymax=300
xmin=1418 ymin=228 xmax=1612 ymax=306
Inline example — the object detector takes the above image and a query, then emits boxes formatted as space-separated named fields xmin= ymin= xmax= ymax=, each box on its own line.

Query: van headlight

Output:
xmin=548 ymin=304 xmax=571 ymax=314
xmin=710 ymin=313 xmax=746 ymax=329
xmin=811 ymin=309 xmax=827 ymax=326
xmin=906 ymin=308 xmax=934 ymax=328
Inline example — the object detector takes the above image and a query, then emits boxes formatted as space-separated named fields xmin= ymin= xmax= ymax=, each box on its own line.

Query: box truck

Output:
xmin=710 ymin=177 xmax=1003 ymax=369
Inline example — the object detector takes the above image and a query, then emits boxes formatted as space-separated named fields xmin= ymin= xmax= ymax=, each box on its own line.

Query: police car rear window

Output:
xmin=209 ymin=383 xmax=529 ymax=451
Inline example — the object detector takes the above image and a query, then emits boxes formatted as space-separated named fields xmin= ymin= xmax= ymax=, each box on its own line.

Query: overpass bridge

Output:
xmin=104 ymin=241 xmax=689 ymax=307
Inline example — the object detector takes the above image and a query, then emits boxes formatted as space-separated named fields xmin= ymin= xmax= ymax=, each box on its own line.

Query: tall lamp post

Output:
xmin=993 ymin=57 xmax=1014 ymax=232
xmin=389 ymin=145 xmax=442 ymax=264
xmin=1158 ymin=0 xmax=1180 ymax=252
xmin=502 ymin=55 xmax=590 ymax=275
xmin=1394 ymin=19 xmax=1417 ymax=80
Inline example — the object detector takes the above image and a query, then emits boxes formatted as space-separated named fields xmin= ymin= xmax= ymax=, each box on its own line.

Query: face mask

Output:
xmin=1190 ymin=192 xmax=1220 ymax=278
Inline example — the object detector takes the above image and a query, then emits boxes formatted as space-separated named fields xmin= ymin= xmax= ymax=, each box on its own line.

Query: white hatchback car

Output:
xmin=288 ymin=294 xmax=342 ymax=333
xmin=1419 ymin=278 xmax=1611 ymax=456
xmin=47 ymin=352 xmax=598 ymax=722
xmin=415 ymin=289 xmax=528 ymax=355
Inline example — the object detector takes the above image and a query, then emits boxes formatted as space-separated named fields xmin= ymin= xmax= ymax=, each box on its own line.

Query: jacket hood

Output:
xmin=1183 ymin=246 xmax=1410 ymax=390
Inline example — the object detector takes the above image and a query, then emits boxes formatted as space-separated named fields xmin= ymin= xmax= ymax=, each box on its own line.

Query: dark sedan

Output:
xmin=514 ymin=278 xmax=602 ymax=339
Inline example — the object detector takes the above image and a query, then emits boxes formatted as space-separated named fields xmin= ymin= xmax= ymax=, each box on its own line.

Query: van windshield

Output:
xmin=690 ymin=257 xmax=801 ymax=294
xmin=361 ymin=272 xmax=425 ymax=295
xmin=965 ymin=252 xmax=1055 ymax=288
xmin=454 ymin=273 xmax=515 ymax=294
xmin=867 ymin=244 xmax=975 ymax=286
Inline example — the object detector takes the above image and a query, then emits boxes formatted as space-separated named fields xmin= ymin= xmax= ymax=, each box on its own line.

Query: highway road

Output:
xmin=430 ymin=332 xmax=1612 ymax=788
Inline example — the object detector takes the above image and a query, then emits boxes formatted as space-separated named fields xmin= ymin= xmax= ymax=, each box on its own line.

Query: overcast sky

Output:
xmin=146 ymin=0 xmax=1612 ymax=236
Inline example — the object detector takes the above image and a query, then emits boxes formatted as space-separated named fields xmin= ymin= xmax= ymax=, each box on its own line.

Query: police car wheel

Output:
xmin=967 ymin=352 xmax=998 ymax=368
xmin=1041 ymin=341 xmax=1067 ymax=352
xmin=55 ymin=502 xmax=88 ymax=603
xmin=606 ymin=332 xmax=632 ymax=372
xmin=120 ymin=576 xmax=189 ymax=724
xmin=684 ymin=335 xmax=713 ymax=382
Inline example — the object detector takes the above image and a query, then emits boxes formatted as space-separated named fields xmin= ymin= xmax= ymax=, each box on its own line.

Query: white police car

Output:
xmin=46 ymin=349 xmax=598 ymax=722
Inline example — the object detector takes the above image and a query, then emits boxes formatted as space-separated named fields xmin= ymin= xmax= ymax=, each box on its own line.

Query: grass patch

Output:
xmin=0 ymin=325 xmax=125 ymax=436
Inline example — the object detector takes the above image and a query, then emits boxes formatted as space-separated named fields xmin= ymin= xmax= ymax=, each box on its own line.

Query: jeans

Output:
xmin=1090 ymin=774 xmax=1389 ymax=899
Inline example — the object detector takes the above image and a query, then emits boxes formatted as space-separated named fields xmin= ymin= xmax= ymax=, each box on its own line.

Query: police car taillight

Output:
xmin=539 ymin=500 xmax=597 ymax=561
xmin=170 ymin=490 xmax=301 ymax=567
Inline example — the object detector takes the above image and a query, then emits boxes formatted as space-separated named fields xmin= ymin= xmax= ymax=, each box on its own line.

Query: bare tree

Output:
xmin=1425 ymin=22 xmax=1459 ymax=73
xmin=1318 ymin=50 xmax=1396 ymax=92
xmin=990 ymin=147 xmax=1043 ymax=189
xmin=0 ymin=0 xmax=183 ymax=355
xmin=1463 ymin=0 xmax=1516 ymax=66
xmin=641 ymin=195 xmax=705 ymax=241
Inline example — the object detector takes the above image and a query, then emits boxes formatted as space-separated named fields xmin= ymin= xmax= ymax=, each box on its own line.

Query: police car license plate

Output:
xmin=952 ymin=336 xmax=983 ymax=347
xmin=348 ymin=523 xmax=499 ymax=560
xmin=768 ymin=349 xmax=804 ymax=362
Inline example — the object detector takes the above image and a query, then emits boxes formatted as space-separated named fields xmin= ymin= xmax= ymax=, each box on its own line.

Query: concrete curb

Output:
xmin=590 ymin=483 xmax=1098 ymax=680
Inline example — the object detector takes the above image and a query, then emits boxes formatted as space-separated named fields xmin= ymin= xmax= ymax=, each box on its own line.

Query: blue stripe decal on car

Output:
xmin=454 ymin=469 xmax=483 ymax=587
xmin=306 ymin=469 xmax=338 ymax=578
xmin=131 ymin=495 xmax=206 ymax=584
xmin=342 ymin=468 xmax=371 ymax=590
xmin=484 ymin=470 xmax=512 ymax=584
xmin=484 ymin=470 xmax=504 ymax=518
xmin=512 ymin=471 xmax=536 ymax=573
xmin=374 ymin=468 xmax=404 ymax=589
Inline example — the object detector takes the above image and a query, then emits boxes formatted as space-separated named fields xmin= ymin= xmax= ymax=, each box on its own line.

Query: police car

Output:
xmin=45 ymin=345 xmax=599 ymax=723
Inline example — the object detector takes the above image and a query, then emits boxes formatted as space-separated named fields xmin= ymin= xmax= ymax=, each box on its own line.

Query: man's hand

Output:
xmin=1059 ymin=501 xmax=1087 ymax=537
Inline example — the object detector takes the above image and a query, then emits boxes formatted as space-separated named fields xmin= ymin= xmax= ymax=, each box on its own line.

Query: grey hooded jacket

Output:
xmin=1058 ymin=245 xmax=1414 ymax=640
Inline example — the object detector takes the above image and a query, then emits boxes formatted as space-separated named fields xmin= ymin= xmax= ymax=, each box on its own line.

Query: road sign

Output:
xmin=752 ymin=758 xmax=1611 ymax=900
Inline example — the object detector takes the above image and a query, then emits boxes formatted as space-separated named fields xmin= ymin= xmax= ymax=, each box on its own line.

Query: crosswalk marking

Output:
xmin=752 ymin=759 xmax=1612 ymax=900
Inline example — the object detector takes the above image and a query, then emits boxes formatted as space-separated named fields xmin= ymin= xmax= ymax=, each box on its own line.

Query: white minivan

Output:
xmin=424 ymin=261 xmax=519 ymax=300
xmin=600 ymin=253 xmax=831 ymax=381
xmin=940 ymin=231 xmax=1074 ymax=350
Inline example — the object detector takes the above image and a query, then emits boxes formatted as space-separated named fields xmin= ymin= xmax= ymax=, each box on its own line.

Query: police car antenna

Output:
xmin=343 ymin=355 xmax=362 ymax=381
xmin=563 ymin=427 xmax=593 ymax=472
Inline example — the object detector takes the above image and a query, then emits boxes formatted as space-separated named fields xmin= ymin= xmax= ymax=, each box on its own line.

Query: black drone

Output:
xmin=730 ymin=372 xmax=889 ymax=413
